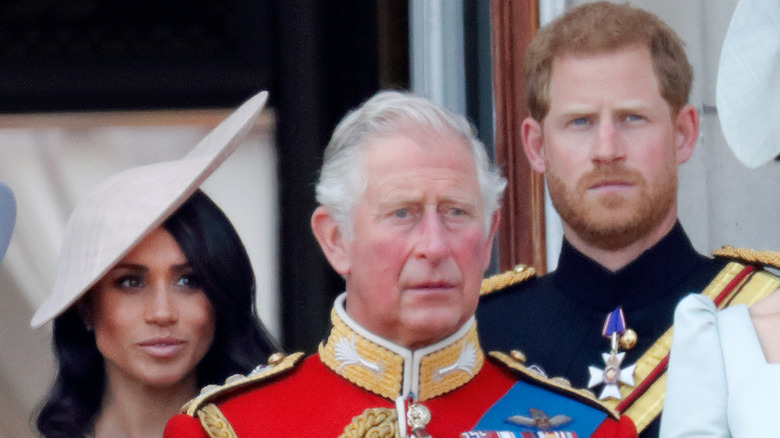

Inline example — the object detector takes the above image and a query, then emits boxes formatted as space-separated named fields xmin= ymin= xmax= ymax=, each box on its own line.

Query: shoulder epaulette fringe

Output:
xmin=183 ymin=352 xmax=305 ymax=417
xmin=480 ymin=264 xmax=536 ymax=296
xmin=197 ymin=403 xmax=238 ymax=438
xmin=488 ymin=350 xmax=620 ymax=420
xmin=713 ymin=245 xmax=780 ymax=270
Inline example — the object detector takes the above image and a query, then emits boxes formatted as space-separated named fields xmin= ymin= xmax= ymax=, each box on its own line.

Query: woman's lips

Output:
xmin=138 ymin=338 xmax=184 ymax=359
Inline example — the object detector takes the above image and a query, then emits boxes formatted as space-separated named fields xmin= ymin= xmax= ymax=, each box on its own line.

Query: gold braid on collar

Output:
xmin=319 ymin=302 xmax=484 ymax=401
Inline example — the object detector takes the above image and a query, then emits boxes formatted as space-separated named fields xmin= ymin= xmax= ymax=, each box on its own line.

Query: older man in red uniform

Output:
xmin=165 ymin=91 xmax=636 ymax=437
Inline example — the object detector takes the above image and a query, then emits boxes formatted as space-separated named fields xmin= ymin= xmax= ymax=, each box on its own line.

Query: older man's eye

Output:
xmin=393 ymin=209 xmax=409 ymax=219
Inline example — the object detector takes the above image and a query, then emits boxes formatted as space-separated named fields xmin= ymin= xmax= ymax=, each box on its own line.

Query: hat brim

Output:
xmin=0 ymin=181 xmax=15 ymax=262
xmin=716 ymin=0 xmax=780 ymax=168
xmin=31 ymin=91 xmax=268 ymax=328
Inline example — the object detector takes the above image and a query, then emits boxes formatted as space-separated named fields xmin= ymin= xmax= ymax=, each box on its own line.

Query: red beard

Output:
xmin=547 ymin=162 xmax=677 ymax=251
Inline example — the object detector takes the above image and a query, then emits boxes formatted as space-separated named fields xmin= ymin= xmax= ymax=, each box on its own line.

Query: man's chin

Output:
xmin=575 ymin=217 xmax=655 ymax=250
xmin=399 ymin=313 xmax=469 ymax=349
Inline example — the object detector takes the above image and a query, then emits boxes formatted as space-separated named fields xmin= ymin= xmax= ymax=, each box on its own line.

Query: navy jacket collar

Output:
xmin=553 ymin=222 xmax=707 ymax=312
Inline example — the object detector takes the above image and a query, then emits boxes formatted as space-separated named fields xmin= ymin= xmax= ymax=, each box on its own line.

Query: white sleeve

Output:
xmin=659 ymin=294 xmax=730 ymax=438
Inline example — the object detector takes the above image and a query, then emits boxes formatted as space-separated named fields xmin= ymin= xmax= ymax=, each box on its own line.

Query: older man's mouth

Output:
xmin=406 ymin=281 xmax=457 ymax=294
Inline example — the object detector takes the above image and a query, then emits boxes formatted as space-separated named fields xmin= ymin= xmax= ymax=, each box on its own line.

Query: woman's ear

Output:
xmin=76 ymin=298 xmax=94 ymax=332
xmin=310 ymin=206 xmax=351 ymax=276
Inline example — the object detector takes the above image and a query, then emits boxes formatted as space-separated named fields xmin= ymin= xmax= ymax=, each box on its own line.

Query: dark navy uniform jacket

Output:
xmin=476 ymin=222 xmax=726 ymax=438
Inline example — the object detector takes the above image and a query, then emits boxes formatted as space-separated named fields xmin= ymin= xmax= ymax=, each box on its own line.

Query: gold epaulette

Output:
xmin=183 ymin=352 xmax=305 ymax=417
xmin=713 ymin=245 xmax=780 ymax=270
xmin=608 ymin=253 xmax=780 ymax=433
xmin=488 ymin=350 xmax=620 ymax=421
xmin=480 ymin=264 xmax=536 ymax=296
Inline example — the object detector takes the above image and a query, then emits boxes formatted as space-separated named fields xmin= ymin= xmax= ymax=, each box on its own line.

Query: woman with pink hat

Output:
xmin=32 ymin=92 xmax=281 ymax=438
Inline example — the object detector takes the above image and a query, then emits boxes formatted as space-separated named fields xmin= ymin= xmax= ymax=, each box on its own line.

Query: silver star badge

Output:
xmin=587 ymin=351 xmax=636 ymax=400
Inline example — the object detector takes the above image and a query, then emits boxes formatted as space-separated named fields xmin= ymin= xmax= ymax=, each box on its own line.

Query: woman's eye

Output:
xmin=116 ymin=276 xmax=143 ymax=289
xmin=177 ymin=274 xmax=202 ymax=289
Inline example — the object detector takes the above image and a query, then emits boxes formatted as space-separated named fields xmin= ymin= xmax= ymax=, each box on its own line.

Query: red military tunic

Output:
xmin=166 ymin=294 xmax=635 ymax=437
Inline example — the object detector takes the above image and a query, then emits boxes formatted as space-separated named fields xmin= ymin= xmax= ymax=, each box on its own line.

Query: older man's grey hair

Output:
xmin=315 ymin=90 xmax=506 ymax=240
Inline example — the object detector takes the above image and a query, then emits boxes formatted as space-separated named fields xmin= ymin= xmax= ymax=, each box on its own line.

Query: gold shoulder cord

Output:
xmin=179 ymin=352 xmax=306 ymax=437
xmin=198 ymin=403 xmax=238 ymax=438
xmin=480 ymin=265 xmax=536 ymax=296
xmin=185 ymin=352 xmax=305 ymax=417
xmin=713 ymin=245 xmax=780 ymax=270
xmin=200 ymin=405 xmax=400 ymax=438
xmin=339 ymin=408 xmax=400 ymax=438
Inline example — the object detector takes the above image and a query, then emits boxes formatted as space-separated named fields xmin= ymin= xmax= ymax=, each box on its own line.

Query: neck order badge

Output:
xmin=588 ymin=307 xmax=637 ymax=400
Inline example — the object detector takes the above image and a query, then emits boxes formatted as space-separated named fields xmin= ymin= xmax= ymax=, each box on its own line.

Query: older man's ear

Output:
xmin=483 ymin=210 xmax=501 ymax=271
xmin=311 ymin=206 xmax=351 ymax=276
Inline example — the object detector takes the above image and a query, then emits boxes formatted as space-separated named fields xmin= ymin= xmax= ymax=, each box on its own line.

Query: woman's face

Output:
xmin=89 ymin=227 xmax=215 ymax=389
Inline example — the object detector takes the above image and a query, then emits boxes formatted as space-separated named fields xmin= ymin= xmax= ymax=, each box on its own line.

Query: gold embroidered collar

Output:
xmin=319 ymin=293 xmax=484 ymax=402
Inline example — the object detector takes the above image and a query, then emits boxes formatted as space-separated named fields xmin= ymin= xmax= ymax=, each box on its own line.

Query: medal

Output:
xmin=397 ymin=393 xmax=431 ymax=438
xmin=587 ymin=307 xmax=636 ymax=400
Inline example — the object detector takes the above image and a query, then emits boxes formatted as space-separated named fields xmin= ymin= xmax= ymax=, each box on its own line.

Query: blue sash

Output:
xmin=471 ymin=381 xmax=606 ymax=436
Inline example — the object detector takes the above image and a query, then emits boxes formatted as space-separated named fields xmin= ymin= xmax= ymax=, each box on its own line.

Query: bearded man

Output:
xmin=477 ymin=3 xmax=780 ymax=437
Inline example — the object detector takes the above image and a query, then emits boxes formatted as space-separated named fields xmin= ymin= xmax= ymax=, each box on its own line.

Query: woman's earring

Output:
xmin=76 ymin=300 xmax=94 ymax=332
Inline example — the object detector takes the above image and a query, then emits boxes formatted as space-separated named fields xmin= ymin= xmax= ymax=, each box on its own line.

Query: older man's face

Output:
xmin=342 ymin=129 xmax=497 ymax=349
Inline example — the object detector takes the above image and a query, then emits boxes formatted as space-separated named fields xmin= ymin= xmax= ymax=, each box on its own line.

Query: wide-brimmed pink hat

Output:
xmin=31 ymin=91 xmax=269 ymax=328
xmin=0 ymin=181 xmax=15 ymax=262
xmin=716 ymin=0 xmax=780 ymax=168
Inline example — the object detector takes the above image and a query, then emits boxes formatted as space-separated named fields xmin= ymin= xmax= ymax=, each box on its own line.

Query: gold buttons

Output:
xmin=267 ymin=352 xmax=285 ymax=365
xmin=510 ymin=350 xmax=527 ymax=364
xmin=225 ymin=374 xmax=245 ymax=384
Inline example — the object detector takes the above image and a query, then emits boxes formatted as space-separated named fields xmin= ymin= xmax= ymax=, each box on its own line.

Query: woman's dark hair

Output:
xmin=35 ymin=189 xmax=278 ymax=437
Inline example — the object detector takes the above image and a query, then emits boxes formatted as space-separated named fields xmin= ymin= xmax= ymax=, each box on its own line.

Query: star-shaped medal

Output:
xmin=587 ymin=307 xmax=637 ymax=400
xmin=588 ymin=351 xmax=636 ymax=399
